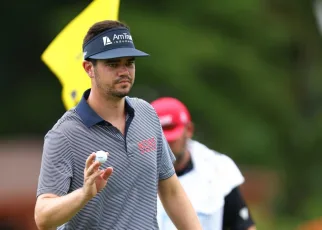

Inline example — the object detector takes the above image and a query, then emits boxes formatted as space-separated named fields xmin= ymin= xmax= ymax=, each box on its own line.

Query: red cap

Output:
xmin=151 ymin=97 xmax=191 ymax=142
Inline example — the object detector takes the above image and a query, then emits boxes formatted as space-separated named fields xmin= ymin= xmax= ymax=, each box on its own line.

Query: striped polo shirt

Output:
xmin=37 ymin=89 xmax=176 ymax=230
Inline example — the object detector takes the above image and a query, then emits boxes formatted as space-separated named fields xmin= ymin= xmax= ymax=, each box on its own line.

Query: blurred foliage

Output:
xmin=2 ymin=0 xmax=322 ymax=225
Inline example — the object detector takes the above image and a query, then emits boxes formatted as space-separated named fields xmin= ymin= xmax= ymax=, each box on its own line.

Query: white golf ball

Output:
xmin=95 ymin=151 xmax=108 ymax=163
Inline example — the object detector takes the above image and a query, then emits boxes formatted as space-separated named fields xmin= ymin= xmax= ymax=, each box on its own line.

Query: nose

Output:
xmin=117 ymin=64 xmax=130 ymax=76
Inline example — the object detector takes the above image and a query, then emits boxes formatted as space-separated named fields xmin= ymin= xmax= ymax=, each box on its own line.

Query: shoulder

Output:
xmin=126 ymin=97 xmax=155 ymax=110
xmin=126 ymin=97 xmax=159 ymax=118
xmin=212 ymin=150 xmax=239 ymax=172
xmin=190 ymin=140 xmax=238 ymax=168
xmin=190 ymin=140 xmax=245 ymax=192
xmin=46 ymin=108 xmax=84 ymax=140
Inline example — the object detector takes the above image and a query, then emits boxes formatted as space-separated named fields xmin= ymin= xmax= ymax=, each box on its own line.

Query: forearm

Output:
xmin=162 ymin=191 xmax=200 ymax=229
xmin=35 ymin=188 xmax=90 ymax=229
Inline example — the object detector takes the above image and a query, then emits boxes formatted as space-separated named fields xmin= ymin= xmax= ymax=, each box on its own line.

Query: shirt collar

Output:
xmin=76 ymin=89 xmax=134 ymax=128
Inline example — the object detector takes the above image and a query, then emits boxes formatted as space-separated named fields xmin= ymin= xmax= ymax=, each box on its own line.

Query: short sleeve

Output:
xmin=37 ymin=130 xmax=74 ymax=197
xmin=158 ymin=132 xmax=176 ymax=180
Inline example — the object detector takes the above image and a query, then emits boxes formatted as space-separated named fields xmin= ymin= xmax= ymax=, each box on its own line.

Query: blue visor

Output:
xmin=83 ymin=27 xmax=149 ymax=60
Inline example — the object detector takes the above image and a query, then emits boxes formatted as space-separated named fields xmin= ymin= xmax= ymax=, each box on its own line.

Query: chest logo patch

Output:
xmin=138 ymin=137 xmax=156 ymax=154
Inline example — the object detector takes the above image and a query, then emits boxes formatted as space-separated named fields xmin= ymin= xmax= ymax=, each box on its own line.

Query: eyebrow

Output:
xmin=105 ymin=57 xmax=135 ymax=63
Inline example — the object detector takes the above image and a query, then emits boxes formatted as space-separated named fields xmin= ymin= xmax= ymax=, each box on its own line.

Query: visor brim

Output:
xmin=87 ymin=47 xmax=149 ymax=60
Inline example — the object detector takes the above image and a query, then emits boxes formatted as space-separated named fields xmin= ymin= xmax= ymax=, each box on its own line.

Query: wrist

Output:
xmin=79 ymin=187 xmax=93 ymax=203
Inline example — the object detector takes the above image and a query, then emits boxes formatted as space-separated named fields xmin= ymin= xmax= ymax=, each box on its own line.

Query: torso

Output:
xmin=40 ymin=96 xmax=173 ymax=230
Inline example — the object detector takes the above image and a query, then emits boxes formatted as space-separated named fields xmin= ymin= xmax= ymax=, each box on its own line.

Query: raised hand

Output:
xmin=82 ymin=152 xmax=113 ymax=199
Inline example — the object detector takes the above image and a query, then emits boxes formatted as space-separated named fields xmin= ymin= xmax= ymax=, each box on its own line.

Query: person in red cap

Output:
xmin=151 ymin=97 xmax=256 ymax=230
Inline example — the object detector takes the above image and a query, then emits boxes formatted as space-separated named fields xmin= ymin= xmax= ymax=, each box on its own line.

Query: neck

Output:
xmin=87 ymin=88 xmax=126 ymax=122
xmin=174 ymin=149 xmax=191 ymax=172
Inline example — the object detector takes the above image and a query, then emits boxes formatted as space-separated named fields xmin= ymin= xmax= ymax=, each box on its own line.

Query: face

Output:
xmin=83 ymin=57 xmax=135 ymax=99
xmin=168 ymin=128 xmax=189 ymax=159
xmin=166 ymin=122 xmax=194 ymax=160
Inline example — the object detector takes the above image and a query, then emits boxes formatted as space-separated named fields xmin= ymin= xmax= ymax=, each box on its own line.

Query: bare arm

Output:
xmin=158 ymin=174 xmax=202 ymax=230
xmin=35 ymin=189 xmax=90 ymax=230
xmin=35 ymin=153 xmax=113 ymax=230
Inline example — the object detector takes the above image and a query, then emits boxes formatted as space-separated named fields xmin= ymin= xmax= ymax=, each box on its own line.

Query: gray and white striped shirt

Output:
xmin=37 ymin=89 xmax=175 ymax=230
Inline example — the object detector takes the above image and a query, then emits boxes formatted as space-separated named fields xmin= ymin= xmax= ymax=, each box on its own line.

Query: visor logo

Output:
xmin=113 ymin=33 xmax=132 ymax=41
xmin=113 ymin=33 xmax=133 ymax=44
xmin=102 ymin=36 xmax=112 ymax=46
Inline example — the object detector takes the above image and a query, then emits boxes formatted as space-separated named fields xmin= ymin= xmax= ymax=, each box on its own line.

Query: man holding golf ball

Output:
xmin=35 ymin=20 xmax=201 ymax=230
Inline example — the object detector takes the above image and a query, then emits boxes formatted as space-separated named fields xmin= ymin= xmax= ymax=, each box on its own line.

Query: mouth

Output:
xmin=119 ymin=79 xmax=130 ymax=82
xmin=118 ymin=80 xmax=131 ymax=84
xmin=116 ymin=77 xmax=131 ymax=84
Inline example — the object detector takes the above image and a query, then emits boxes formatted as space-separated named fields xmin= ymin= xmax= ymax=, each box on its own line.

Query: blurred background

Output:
xmin=2 ymin=0 xmax=322 ymax=229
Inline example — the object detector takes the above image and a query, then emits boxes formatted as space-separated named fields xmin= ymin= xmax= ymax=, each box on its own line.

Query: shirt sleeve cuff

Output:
xmin=36 ymin=187 xmax=68 ymax=198
xmin=159 ymin=167 xmax=175 ymax=181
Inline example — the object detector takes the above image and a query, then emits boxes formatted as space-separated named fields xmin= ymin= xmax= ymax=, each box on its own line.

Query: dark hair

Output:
xmin=83 ymin=20 xmax=129 ymax=48
xmin=83 ymin=20 xmax=129 ymax=65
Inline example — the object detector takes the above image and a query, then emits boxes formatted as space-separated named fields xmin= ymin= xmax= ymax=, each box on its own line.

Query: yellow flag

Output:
xmin=41 ymin=0 xmax=120 ymax=110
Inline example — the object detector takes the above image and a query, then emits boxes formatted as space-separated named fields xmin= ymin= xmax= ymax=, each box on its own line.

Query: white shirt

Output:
xmin=157 ymin=140 xmax=245 ymax=230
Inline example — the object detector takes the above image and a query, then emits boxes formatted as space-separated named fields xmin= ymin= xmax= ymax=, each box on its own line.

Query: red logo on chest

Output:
xmin=138 ymin=137 xmax=156 ymax=154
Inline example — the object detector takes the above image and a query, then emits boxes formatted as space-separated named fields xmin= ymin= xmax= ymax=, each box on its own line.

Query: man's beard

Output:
xmin=174 ymin=138 xmax=189 ymax=165
xmin=95 ymin=74 xmax=133 ymax=98
xmin=110 ymin=86 xmax=132 ymax=98
xmin=114 ymin=75 xmax=133 ymax=97
xmin=174 ymin=151 xmax=185 ymax=164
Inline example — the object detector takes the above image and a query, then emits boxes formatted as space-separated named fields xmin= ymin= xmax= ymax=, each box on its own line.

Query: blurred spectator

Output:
xmin=152 ymin=97 xmax=256 ymax=230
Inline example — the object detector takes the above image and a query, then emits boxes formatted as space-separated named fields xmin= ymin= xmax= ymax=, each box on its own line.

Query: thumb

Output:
xmin=101 ymin=167 xmax=113 ymax=180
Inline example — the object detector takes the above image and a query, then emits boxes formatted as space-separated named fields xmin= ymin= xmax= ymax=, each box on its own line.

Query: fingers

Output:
xmin=101 ymin=167 xmax=113 ymax=180
xmin=86 ymin=167 xmax=113 ymax=186
xmin=87 ymin=170 xmax=103 ymax=185
xmin=84 ymin=153 xmax=113 ymax=185
xmin=85 ymin=152 xmax=96 ymax=170
xmin=85 ymin=160 xmax=101 ymax=178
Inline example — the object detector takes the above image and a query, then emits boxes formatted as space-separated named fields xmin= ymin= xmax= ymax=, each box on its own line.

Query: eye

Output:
xmin=126 ymin=60 xmax=135 ymax=67
xmin=107 ymin=63 xmax=118 ymax=68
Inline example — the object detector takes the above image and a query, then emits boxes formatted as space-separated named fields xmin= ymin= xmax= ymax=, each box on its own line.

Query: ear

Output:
xmin=83 ymin=60 xmax=94 ymax=78
xmin=186 ymin=122 xmax=194 ymax=139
